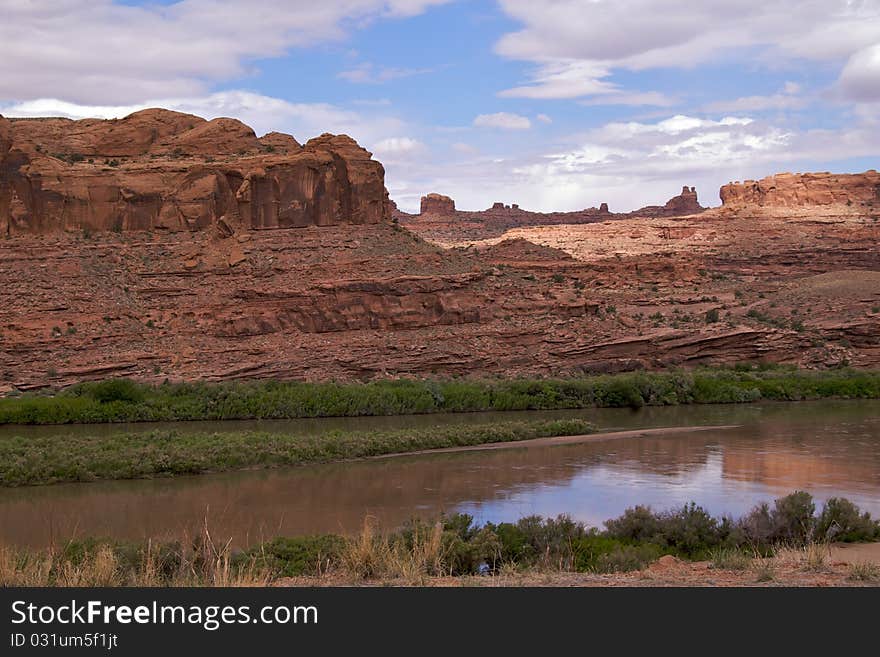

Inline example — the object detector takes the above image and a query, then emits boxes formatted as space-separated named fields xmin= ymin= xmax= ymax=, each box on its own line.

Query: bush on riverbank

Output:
xmin=3 ymin=492 xmax=876 ymax=586
xmin=0 ymin=418 xmax=594 ymax=486
xmin=3 ymin=367 xmax=880 ymax=425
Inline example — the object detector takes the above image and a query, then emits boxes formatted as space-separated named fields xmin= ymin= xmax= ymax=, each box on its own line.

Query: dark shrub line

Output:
xmin=4 ymin=367 xmax=880 ymax=425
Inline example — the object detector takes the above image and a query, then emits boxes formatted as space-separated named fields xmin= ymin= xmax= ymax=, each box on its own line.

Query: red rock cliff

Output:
xmin=0 ymin=109 xmax=389 ymax=235
xmin=720 ymin=171 xmax=880 ymax=208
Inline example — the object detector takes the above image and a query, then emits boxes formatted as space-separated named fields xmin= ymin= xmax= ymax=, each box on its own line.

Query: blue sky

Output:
xmin=1 ymin=1 xmax=878 ymax=212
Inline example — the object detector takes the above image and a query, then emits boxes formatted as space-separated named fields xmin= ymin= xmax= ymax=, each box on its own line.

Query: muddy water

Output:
xmin=0 ymin=400 xmax=878 ymax=548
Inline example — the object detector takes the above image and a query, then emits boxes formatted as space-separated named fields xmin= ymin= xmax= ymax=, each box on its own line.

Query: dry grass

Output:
xmin=340 ymin=517 xmax=446 ymax=584
xmin=0 ymin=520 xmax=273 ymax=587
xmin=709 ymin=548 xmax=752 ymax=571
xmin=752 ymin=559 xmax=776 ymax=583
xmin=774 ymin=542 xmax=832 ymax=573
xmin=847 ymin=562 xmax=880 ymax=582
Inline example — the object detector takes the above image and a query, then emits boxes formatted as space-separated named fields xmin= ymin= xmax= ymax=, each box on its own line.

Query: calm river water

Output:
xmin=0 ymin=399 xmax=878 ymax=548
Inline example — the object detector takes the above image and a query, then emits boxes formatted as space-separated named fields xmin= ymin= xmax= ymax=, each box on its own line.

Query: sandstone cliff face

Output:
xmin=0 ymin=109 xmax=388 ymax=235
xmin=420 ymin=193 xmax=455 ymax=215
xmin=720 ymin=171 xmax=880 ymax=208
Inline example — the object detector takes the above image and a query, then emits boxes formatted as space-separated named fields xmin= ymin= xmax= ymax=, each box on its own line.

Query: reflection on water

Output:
xmin=0 ymin=400 xmax=878 ymax=548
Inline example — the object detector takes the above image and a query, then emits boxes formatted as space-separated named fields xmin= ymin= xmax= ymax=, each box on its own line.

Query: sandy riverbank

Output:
xmin=372 ymin=424 xmax=740 ymax=459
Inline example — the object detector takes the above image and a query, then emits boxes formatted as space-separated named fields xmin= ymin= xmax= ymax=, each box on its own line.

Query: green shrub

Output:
xmin=246 ymin=535 xmax=345 ymax=576
xmin=593 ymin=544 xmax=664 ymax=573
xmin=771 ymin=491 xmax=816 ymax=545
xmin=816 ymin=497 xmax=880 ymax=543
xmin=595 ymin=379 xmax=644 ymax=409
xmin=3 ymin=368 xmax=880 ymax=425
xmin=604 ymin=502 xmax=724 ymax=557
xmin=87 ymin=379 xmax=145 ymax=404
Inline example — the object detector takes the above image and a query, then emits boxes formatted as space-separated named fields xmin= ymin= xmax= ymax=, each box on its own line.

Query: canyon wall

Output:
xmin=0 ymin=109 xmax=389 ymax=236
xmin=720 ymin=171 xmax=880 ymax=208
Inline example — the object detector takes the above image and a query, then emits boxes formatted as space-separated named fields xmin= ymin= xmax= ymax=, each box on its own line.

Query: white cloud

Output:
xmin=838 ymin=44 xmax=880 ymax=102
xmin=386 ymin=110 xmax=880 ymax=214
xmin=498 ymin=60 xmax=615 ymax=99
xmin=703 ymin=81 xmax=807 ymax=113
xmin=338 ymin=63 xmax=432 ymax=84
xmin=351 ymin=98 xmax=393 ymax=107
xmin=451 ymin=142 xmax=479 ymax=154
xmin=493 ymin=1 xmax=880 ymax=102
xmin=578 ymin=91 xmax=678 ymax=107
xmin=372 ymin=136 xmax=426 ymax=157
xmin=783 ymin=81 xmax=801 ymax=95
xmin=473 ymin=112 xmax=532 ymax=130
xmin=0 ymin=0 xmax=451 ymax=104
xmin=536 ymin=113 xmax=553 ymax=124
xmin=0 ymin=91 xmax=408 ymax=147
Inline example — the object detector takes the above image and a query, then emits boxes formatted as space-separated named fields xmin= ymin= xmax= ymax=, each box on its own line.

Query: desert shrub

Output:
xmin=771 ymin=491 xmax=816 ymax=545
xmin=738 ymin=502 xmax=775 ymax=548
xmin=604 ymin=506 xmax=661 ymax=543
xmin=570 ymin=534 xmax=662 ymax=573
xmin=604 ymin=503 xmax=724 ymax=557
xmin=595 ymin=378 xmax=644 ymax=409
xmin=489 ymin=514 xmax=589 ymax=571
xmin=596 ymin=544 xmax=663 ymax=573
xmin=815 ymin=497 xmax=880 ymax=543
xmin=247 ymin=535 xmax=345 ymax=577
xmin=87 ymin=379 xmax=145 ymax=404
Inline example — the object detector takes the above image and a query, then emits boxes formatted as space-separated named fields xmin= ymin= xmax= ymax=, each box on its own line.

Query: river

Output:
xmin=0 ymin=399 xmax=878 ymax=548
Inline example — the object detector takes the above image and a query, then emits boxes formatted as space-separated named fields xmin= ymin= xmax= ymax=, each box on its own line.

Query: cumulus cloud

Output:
xmin=0 ymin=0 xmax=450 ymax=104
xmin=372 ymin=136 xmax=426 ymax=157
xmin=494 ymin=0 xmax=880 ymax=101
xmin=536 ymin=113 xmax=552 ymax=124
xmin=473 ymin=112 xmax=532 ymax=130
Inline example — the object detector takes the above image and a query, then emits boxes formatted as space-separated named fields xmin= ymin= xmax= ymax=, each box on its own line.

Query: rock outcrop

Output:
xmin=665 ymin=186 xmax=702 ymax=214
xmin=0 ymin=109 xmax=388 ymax=236
xmin=400 ymin=187 xmax=705 ymax=242
xmin=420 ymin=193 xmax=455 ymax=215
xmin=720 ymin=171 xmax=880 ymax=208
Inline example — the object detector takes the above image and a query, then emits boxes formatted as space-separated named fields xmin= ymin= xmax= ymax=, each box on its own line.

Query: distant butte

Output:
xmin=395 ymin=185 xmax=707 ymax=241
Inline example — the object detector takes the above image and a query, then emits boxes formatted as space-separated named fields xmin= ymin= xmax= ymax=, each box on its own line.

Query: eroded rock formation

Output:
xmin=398 ymin=187 xmax=705 ymax=242
xmin=420 ymin=193 xmax=455 ymax=215
xmin=720 ymin=171 xmax=880 ymax=208
xmin=1 ymin=112 xmax=877 ymax=391
xmin=0 ymin=109 xmax=388 ymax=236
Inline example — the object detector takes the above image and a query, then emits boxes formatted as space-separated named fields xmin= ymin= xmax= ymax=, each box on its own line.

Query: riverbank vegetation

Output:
xmin=3 ymin=366 xmax=880 ymax=425
xmin=2 ymin=492 xmax=877 ymax=586
xmin=0 ymin=418 xmax=594 ymax=486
